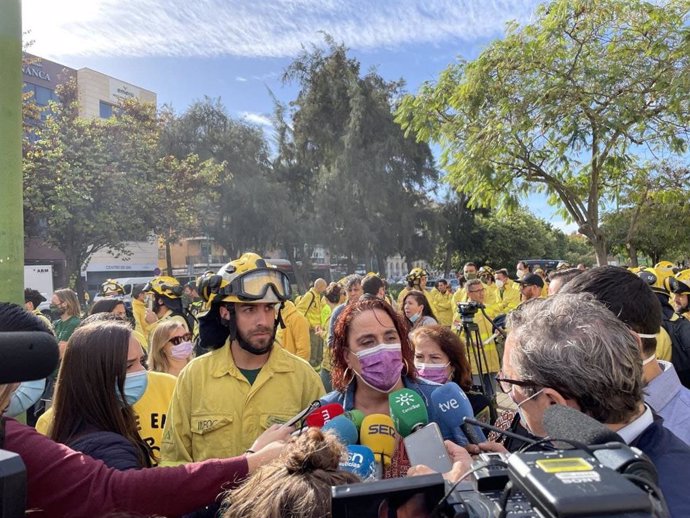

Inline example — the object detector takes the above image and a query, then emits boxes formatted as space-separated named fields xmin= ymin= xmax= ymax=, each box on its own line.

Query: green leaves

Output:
xmin=398 ymin=0 xmax=690 ymax=264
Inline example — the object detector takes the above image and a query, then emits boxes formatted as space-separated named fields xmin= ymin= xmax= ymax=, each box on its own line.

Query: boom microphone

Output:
xmin=339 ymin=445 xmax=376 ymax=479
xmin=322 ymin=415 xmax=359 ymax=445
xmin=0 ymin=331 xmax=59 ymax=383
xmin=388 ymin=389 xmax=428 ymax=437
xmin=305 ymin=403 xmax=345 ymax=427
xmin=543 ymin=405 xmax=624 ymax=446
xmin=360 ymin=414 xmax=396 ymax=469
xmin=430 ymin=382 xmax=486 ymax=446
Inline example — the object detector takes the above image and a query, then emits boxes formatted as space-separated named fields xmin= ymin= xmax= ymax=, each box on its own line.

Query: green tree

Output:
xmin=397 ymin=0 xmax=690 ymax=265
xmin=23 ymin=80 xmax=150 ymax=298
xmin=276 ymin=38 xmax=438 ymax=283
xmin=160 ymin=98 xmax=282 ymax=261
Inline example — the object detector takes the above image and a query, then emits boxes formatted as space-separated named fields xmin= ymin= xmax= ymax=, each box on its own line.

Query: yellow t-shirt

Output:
xmin=35 ymin=371 xmax=177 ymax=465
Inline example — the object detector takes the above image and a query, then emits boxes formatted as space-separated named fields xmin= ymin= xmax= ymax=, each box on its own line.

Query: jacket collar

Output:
xmin=211 ymin=339 xmax=296 ymax=379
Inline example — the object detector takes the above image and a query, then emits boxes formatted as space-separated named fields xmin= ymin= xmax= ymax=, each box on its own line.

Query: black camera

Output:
xmin=457 ymin=301 xmax=483 ymax=323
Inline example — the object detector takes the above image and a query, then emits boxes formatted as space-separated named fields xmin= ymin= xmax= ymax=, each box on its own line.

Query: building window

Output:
xmin=99 ymin=101 xmax=114 ymax=119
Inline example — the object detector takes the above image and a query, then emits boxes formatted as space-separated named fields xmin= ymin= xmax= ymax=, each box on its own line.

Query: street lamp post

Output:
xmin=0 ymin=0 xmax=24 ymax=304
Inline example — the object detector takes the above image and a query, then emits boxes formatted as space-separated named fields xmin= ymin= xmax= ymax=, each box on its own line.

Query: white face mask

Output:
xmin=496 ymin=279 xmax=505 ymax=288
xmin=512 ymin=388 xmax=544 ymax=434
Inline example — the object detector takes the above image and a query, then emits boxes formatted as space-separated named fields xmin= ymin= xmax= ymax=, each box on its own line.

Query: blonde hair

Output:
xmin=149 ymin=320 xmax=187 ymax=374
xmin=223 ymin=428 xmax=360 ymax=518
xmin=54 ymin=288 xmax=81 ymax=318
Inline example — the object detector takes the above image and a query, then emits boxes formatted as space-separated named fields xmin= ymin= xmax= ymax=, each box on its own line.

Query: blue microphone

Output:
xmin=322 ymin=414 xmax=359 ymax=445
xmin=430 ymin=382 xmax=487 ymax=446
xmin=339 ymin=445 xmax=376 ymax=480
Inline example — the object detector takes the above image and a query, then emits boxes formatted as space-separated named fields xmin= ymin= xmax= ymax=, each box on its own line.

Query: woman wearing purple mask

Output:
xmin=410 ymin=325 xmax=492 ymax=423
xmin=150 ymin=321 xmax=194 ymax=377
xmin=321 ymin=297 xmax=444 ymax=478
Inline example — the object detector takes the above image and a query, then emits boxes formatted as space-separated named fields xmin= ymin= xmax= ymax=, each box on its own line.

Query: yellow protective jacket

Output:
xmin=430 ymin=288 xmax=453 ymax=327
xmin=497 ymin=280 xmax=521 ymax=313
xmin=160 ymin=341 xmax=325 ymax=464
xmin=132 ymin=298 xmax=156 ymax=339
xmin=452 ymin=306 xmax=501 ymax=375
xmin=295 ymin=288 xmax=323 ymax=329
xmin=275 ymin=301 xmax=311 ymax=361
xmin=657 ymin=327 xmax=673 ymax=362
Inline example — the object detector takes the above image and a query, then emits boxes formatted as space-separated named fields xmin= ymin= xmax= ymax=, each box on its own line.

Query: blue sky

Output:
xmin=22 ymin=0 xmax=577 ymax=232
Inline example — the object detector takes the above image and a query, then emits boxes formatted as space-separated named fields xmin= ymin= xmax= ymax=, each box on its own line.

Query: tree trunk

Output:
xmin=443 ymin=247 xmax=452 ymax=277
xmin=165 ymin=239 xmax=173 ymax=276
xmin=64 ymin=251 xmax=86 ymax=307
xmin=375 ymin=252 xmax=387 ymax=278
xmin=286 ymin=245 xmax=308 ymax=294
xmin=626 ymin=243 xmax=638 ymax=267
xmin=587 ymin=233 xmax=608 ymax=266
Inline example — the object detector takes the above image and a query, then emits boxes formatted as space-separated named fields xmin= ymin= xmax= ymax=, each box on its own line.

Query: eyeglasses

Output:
xmin=468 ymin=288 xmax=484 ymax=293
xmin=169 ymin=333 xmax=192 ymax=345
xmin=495 ymin=372 xmax=542 ymax=394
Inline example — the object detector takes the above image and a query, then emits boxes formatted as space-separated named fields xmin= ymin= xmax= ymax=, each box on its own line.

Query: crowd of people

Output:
xmin=4 ymin=253 xmax=690 ymax=516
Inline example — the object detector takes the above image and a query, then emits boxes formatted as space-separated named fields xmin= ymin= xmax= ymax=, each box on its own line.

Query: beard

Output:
xmin=237 ymin=325 xmax=275 ymax=356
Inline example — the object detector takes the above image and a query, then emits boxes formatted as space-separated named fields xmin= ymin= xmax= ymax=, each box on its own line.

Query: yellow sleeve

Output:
xmin=160 ymin=364 xmax=194 ymax=466
xmin=35 ymin=407 xmax=54 ymax=436
xmin=295 ymin=291 xmax=315 ymax=316
xmin=293 ymin=312 xmax=312 ymax=362
xmin=656 ymin=328 xmax=673 ymax=362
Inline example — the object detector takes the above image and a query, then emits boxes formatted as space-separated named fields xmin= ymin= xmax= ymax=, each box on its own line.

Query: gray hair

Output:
xmin=465 ymin=278 xmax=483 ymax=291
xmin=506 ymin=293 xmax=643 ymax=424
xmin=344 ymin=274 xmax=362 ymax=291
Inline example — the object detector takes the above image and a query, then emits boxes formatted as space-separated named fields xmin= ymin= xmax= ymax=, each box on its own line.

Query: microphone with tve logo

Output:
xmin=430 ymin=382 xmax=486 ymax=446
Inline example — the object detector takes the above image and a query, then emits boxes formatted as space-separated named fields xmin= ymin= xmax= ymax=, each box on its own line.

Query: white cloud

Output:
xmin=240 ymin=111 xmax=273 ymax=127
xmin=235 ymin=76 xmax=248 ymax=82
xmin=22 ymin=0 xmax=540 ymax=59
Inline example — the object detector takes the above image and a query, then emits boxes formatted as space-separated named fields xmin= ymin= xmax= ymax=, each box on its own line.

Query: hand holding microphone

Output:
xmin=430 ymin=382 xmax=487 ymax=446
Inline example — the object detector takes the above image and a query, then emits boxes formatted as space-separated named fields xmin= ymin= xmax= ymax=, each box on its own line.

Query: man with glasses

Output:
xmin=161 ymin=253 xmax=325 ymax=464
xmin=496 ymin=293 xmax=690 ymax=516
xmin=453 ymin=278 xmax=500 ymax=396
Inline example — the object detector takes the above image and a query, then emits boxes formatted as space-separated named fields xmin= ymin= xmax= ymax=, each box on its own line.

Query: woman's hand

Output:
xmin=249 ymin=423 xmax=295 ymax=453
xmin=245 ymin=441 xmax=286 ymax=472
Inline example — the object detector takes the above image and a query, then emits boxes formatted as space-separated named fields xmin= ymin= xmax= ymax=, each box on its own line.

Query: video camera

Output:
xmin=332 ymin=445 xmax=665 ymax=518
xmin=457 ymin=301 xmax=483 ymax=324
xmin=0 ymin=330 xmax=60 ymax=518
xmin=331 ymin=405 xmax=669 ymax=518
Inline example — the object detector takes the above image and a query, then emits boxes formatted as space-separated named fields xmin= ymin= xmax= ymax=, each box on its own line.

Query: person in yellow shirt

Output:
xmin=429 ymin=279 xmax=453 ymax=327
xmin=275 ymin=300 xmax=311 ymax=362
xmin=453 ymin=278 xmax=501 ymax=396
xmin=666 ymin=270 xmax=690 ymax=321
xmin=131 ymin=284 xmax=158 ymax=340
xmin=494 ymin=269 xmax=521 ymax=312
xmin=517 ymin=273 xmax=544 ymax=302
xmin=295 ymin=278 xmax=327 ymax=368
xmin=144 ymin=276 xmax=191 ymax=340
xmin=161 ymin=253 xmax=324 ymax=465
xmin=478 ymin=266 xmax=501 ymax=313
xmin=397 ymin=267 xmax=430 ymax=308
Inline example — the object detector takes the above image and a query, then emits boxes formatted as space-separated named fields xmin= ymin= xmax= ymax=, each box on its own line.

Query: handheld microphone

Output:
xmin=430 ymin=382 xmax=486 ymax=445
xmin=0 ymin=331 xmax=59 ymax=383
xmin=388 ymin=388 xmax=428 ymax=437
xmin=322 ymin=415 xmax=359 ymax=445
xmin=360 ymin=414 xmax=396 ymax=470
xmin=339 ymin=445 xmax=376 ymax=480
xmin=343 ymin=409 xmax=365 ymax=431
xmin=305 ymin=403 xmax=345 ymax=427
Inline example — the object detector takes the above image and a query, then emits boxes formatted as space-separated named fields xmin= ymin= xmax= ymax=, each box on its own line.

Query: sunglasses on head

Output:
xmin=169 ymin=333 xmax=192 ymax=345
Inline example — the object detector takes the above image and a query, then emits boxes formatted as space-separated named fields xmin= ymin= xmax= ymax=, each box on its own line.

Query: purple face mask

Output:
xmin=415 ymin=362 xmax=450 ymax=384
xmin=353 ymin=343 xmax=403 ymax=393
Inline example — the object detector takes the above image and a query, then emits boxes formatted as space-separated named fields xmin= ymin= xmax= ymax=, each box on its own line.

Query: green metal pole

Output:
xmin=0 ymin=0 xmax=24 ymax=305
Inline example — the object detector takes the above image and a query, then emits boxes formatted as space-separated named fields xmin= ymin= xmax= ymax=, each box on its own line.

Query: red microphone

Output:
xmin=305 ymin=403 xmax=345 ymax=427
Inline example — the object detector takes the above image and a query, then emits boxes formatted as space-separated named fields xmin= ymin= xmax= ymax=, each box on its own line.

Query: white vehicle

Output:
xmin=93 ymin=276 xmax=155 ymax=307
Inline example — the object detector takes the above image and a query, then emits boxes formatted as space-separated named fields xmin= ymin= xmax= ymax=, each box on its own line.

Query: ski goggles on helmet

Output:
xmin=218 ymin=268 xmax=291 ymax=302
